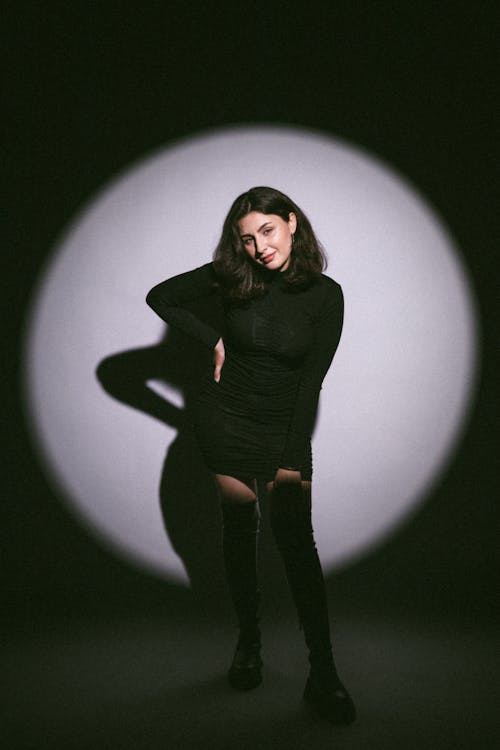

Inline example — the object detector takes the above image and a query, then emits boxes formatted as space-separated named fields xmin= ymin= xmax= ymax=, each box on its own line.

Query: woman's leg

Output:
xmin=266 ymin=479 xmax=333 ymax=672
xmin=214 ymin=474 xmax=257 ymax=504
xmin=267 ymin=477 xmax=356 ymax=724
xmin=214 ymin=474 xmax=262 ymax=690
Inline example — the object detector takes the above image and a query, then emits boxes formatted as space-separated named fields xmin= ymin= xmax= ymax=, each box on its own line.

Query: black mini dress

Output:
xmin=146 ymin=263 xmax=344 ymax=482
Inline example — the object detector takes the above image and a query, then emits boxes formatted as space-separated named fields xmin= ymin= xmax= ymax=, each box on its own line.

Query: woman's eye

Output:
xmin=263 ymin=228 xmax=272 ymax=235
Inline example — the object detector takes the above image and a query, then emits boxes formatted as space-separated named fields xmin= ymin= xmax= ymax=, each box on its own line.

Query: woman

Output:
xmin=146 ymin=186 xmax=356 ymax=725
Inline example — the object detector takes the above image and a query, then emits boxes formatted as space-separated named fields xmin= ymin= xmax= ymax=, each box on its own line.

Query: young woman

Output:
xmin=146 ymin=186 xmax=356 ymax=725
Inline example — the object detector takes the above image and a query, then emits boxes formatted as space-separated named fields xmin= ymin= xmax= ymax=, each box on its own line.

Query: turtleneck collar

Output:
xmin=260 ymin=266 xmax=288 ymax=287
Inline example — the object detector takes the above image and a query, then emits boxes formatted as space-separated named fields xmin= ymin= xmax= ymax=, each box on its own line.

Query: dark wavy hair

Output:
xmin=213 ymin=186 xmax=327 ymax=301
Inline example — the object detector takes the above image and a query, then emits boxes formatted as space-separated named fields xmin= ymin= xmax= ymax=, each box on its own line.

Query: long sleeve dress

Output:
xmin=146 ymin=262 xmax=344 ymax=482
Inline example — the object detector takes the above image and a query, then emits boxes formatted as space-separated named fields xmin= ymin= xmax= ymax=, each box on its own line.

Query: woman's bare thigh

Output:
xmin=214 ymin=473 xmax=258 ymax=504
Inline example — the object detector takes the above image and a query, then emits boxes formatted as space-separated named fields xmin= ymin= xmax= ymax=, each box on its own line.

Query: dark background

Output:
xmin=3 ymin=2 xmax=499 ymax=748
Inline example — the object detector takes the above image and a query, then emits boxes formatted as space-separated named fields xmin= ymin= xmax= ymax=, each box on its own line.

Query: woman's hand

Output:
xmin=274 ymin=467 xmax=302 ymax=485
xmin=213 ymin=337 xmax=225 ymax=382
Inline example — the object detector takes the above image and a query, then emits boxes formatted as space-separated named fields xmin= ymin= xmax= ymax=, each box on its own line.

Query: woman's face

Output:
xmin=238 ymin=211 xmax=297 ymax=272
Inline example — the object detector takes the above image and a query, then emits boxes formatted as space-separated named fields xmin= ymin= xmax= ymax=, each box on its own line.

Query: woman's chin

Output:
xmin=263 ymin=256 xmax=287 ymax=271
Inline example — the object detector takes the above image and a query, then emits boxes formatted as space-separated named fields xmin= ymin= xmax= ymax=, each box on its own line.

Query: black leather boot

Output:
xmin=221 ymin=500 xmax=263 ymax=691
xmin=269 ymin=481 xmax=356 ymax=724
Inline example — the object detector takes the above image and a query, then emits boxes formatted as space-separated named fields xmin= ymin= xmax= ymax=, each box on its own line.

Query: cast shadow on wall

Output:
xmin=96 ymin=295 xmax=228 ymax=603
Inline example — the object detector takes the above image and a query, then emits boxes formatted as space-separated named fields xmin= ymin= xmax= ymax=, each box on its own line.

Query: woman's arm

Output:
xmin=146 ymin=263 xmax=222 ymax=350
xmin=279 ymin=279 xmax=344 ymax=471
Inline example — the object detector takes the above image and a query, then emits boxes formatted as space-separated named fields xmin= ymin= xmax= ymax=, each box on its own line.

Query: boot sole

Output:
xmin=228 ymin=667 xmax=263 ymax=691
xmin=303 ymin=681 xmax=356 ymax=725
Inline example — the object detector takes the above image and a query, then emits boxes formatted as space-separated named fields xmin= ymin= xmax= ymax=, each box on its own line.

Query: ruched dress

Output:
xmin=146 ymin=263 xmax=344 ymax=482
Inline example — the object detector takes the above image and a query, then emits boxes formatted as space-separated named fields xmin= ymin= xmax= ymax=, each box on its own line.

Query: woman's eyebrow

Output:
xmin=240 ymin=222 xmax=272 ymax=238
xmin=258 ymin=221 xmax=272 ymax=232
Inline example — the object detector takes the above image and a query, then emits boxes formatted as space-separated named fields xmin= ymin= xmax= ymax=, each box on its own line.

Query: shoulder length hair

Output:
xmin=213 ymin=186 xmax=327 ymax=301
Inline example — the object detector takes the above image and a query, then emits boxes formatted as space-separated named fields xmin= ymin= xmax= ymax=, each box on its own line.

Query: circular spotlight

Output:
xmin=23 ymin=125 xmax=478 ymax=583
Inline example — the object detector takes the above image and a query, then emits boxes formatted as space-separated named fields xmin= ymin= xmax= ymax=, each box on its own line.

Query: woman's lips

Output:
xmin=261 ymin=252 xmax=276 ymax=264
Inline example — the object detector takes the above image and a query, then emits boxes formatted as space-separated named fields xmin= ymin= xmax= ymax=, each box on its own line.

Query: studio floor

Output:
xmin=4 ymin=603 xmax=499 ymax=750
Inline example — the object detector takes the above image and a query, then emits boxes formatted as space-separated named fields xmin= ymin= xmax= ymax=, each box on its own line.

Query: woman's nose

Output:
xmin=255 ymin=237 xmax=267 ymax=255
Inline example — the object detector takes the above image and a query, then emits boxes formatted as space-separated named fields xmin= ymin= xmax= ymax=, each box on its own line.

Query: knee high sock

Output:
xmin=221 ymin=500 xmax=261 ymax=644
xmin=269 ymin=483 xmax=338 ymax=682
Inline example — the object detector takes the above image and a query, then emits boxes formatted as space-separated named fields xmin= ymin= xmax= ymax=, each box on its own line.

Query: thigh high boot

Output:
xmin=221 ymin=500 xmax=263 ymax=691
xmin=269 ymin=482 xmax=356 ymax=724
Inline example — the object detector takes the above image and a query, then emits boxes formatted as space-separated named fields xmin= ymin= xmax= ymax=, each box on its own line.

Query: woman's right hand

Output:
xmin=213 ymin=337 xmax=225 ymax=382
